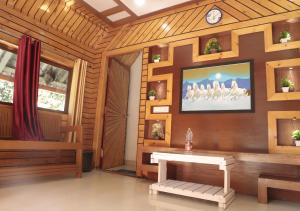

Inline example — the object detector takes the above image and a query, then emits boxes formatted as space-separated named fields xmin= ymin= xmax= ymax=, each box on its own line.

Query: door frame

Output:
xmin=93 ymin=50 xmax=142 ymax=168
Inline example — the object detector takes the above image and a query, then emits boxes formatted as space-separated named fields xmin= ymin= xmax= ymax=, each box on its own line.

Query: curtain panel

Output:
xmin=12 ymin=35 xmax=43 ymax=140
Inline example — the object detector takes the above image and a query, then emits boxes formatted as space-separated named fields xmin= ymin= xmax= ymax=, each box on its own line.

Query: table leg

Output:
xmin=158 ymin=160 xmax=167 ymax=183
xmin=224 ymin=169 xmax=230 ymax=194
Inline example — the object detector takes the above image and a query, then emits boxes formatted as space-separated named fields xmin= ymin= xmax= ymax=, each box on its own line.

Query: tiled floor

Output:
xmin=0 ymin=171 xmax=299 ymax=211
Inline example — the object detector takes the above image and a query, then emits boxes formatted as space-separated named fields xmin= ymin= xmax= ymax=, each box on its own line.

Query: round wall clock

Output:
xmin=206 ymin=8 xmax=222 ymax=25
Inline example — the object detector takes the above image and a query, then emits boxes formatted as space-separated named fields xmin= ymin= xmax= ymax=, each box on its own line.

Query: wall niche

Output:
xmin=148 ymin=45 xmax=169 ymax=63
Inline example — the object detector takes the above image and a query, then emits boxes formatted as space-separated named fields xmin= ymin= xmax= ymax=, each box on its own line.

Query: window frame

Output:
xmin=0 ymin=45 xmax=17 ymax=106
xmin=38 ymin=58 xmax=73 ymax=114
xmin=0 ymin=44 xmax=73 ymax=114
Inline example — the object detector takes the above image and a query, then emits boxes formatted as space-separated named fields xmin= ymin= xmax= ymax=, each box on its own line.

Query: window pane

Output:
xmin=0 ymin=49 xmax=17 ymax=103
xmin=38 ymin=62 xmax=70 ymax=112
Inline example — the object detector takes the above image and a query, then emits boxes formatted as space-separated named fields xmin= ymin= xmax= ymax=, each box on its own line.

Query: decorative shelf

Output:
xmin=266 ymin=20 xmax=300 ymax=52
xmin=148 ymin=45 xmax=169 ymax=64
xmin=268 ymin=111 xmax=300 ymax=154
xmin=147 ymin=80 xmax=167 ymax=101
xmin=266 ymin=58 xmax=300 ymax=101
xmin=196 ymin=31 xmax=238 ymax=62
xmin=144 ymin=120 xmax=166 ymax=139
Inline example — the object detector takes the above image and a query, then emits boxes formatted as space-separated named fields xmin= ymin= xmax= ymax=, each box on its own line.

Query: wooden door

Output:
xmin=102 ymin=59 xmax=130 ymax=169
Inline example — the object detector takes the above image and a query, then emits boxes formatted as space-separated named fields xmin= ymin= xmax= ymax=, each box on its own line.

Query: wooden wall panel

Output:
xmin=0 ymin=1 xmax=119 ymax=151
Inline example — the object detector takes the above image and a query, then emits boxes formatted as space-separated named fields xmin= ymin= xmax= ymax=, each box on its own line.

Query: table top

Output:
xmin=151 ymin=151 xmax=235 ymax=166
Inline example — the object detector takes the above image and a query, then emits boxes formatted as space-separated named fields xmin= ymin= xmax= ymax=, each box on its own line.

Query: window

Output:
xmin=0 ymin=47 xmax=71 ymax=112
xmin=38 ymin=61 xmax=71 ymax=112
xmin=0 ymin=48 xmax=17 ymax=103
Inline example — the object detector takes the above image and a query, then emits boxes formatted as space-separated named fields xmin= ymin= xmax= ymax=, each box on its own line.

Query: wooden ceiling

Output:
xmin=82 ymin=0 xmax=200 ymax=26
xmin=2 ymin=0 xmax=110 ymax=49
xmin=108 ymin=0 xmax=300 ymax=50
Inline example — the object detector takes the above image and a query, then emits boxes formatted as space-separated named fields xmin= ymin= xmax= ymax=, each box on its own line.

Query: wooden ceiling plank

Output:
xmin=216 ymin=1 xmax=250 ymax=21
xmin=77 ymin=20 xmax=94 ymax=42
xmin=71 ymin=18 xmax=88 ymax=39
xmin=63 ymin=11 xmax=81 ymax=34
xmin=87 ymin=28 xmax=105 ymax=47
xmin=150 ymin=13 xmax=177 ymax=41
xmin=127 ymin=21 xmax=154 ymax=46
xmin=40 ymin=0 xmax=60 ymax=24
xmin=0 ymin=7 xmax=99 ymax=60
xmin=47 ymin=1 xmax=66 ymax=25
xmin=52 ymin=5 xmax=70 ymax=29
xmin=14 ymin=0 xmax=27 ymax=11
xmin=140 ymin=17 xmax=165 ymax=43
xmin=102 ymin=32 xmax=120 ymax=47
xmin=135 ymin=17 xmax=163 ymax=44
xmin=181 ymin=6 xmax=208 ymax=34
xmin=67 ymin=15 xmax=84 ymax=37
xmin=80 ymin=23 xmax=97 ymax=43
xmin=173 ymin=8 xmax=197 ymax=35
xmin=19 ymin=1 xmax=35 ymax=15
xmin=28 ymin=0 xmax=45 ymax=19
xmin=118 ymin=23 xmax=146 ymax=48
xmin=252 ymin=0 xmax=287 ymax=13
xmin=85 ymin=27 xmax=101 ymax=46
xmin=6 ymin=0 xmax=17 ymax=8
xmin=35 ymin=0 xmax=53 ymax=21
xmin=165 ymin=9 xmax=195 ymax=37
xmin=224 ymin=0 xmax=262 ymax=19
xmin=158 ymin=11 xmax=186 ymax=39
xmin=269 ymin=0 xmax=300 ymax=11
xmin=289 ymin=0 xmax=300 ymax=6
xmin=235 ymin=0 xmax=274 ymax=16
xmin=57 ymin=8 xmax=75 ymax=31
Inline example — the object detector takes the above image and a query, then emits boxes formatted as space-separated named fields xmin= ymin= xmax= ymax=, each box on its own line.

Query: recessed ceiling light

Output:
xmin=134 ymin=0 xmax=145 ymax=6
xmin=289 ymin=67 xmax=294 ymax=70
xmin=40 ymin=4 xmax=50 ymax=12
xmin=161 ymin=23 xmax=170 ymax=31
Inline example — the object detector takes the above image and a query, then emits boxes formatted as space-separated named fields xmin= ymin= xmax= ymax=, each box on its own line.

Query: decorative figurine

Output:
xmin=185 ymin=128 xmax=193 ymax=151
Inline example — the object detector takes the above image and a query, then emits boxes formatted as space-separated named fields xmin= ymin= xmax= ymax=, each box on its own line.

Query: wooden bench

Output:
xmin=0 ymin=125 xmax=83 ymax=180
xmin=258 ymin=175 xmax=300 ymax=203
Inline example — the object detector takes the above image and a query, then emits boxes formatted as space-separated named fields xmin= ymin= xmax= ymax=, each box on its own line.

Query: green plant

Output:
xmin=279 ymin=31 xmax=291 ymax=40
xmin=148 ymin=89 xmax=156 ymax=97
xmin=204 ymin=38 xmax=222 ymax=54
xmin=152 ymin=54 xmax=161 ymax=61
xmin=281 ymin=78 xmax=292 ymax=88
xmin=292 ymin=130 xmax=300 ymax=140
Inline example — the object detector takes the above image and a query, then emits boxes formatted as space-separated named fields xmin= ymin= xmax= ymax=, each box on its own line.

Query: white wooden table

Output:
xmin=149 ymin=151 xmax=236 ymax=209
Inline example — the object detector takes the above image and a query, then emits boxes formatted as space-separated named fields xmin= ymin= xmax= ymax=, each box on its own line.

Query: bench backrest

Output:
xmin=0 ymin=104 xmax=70 ymax=141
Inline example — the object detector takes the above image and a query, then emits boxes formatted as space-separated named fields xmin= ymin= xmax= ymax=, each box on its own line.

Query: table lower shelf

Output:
xmin=149 ymin=180 xmax=235 ymax=209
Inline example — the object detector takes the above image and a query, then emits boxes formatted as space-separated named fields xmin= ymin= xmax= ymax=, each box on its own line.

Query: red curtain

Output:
xmin=12 ymin=35 xmax=43 ymax=140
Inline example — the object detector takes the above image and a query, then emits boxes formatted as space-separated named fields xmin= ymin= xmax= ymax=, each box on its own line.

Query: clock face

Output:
xmin=206 ymin=9 xmax=222 ymax=25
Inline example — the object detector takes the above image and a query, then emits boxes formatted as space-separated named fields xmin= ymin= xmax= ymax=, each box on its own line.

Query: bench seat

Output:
xmin=258 ymin=175 xmax=300 ymax=203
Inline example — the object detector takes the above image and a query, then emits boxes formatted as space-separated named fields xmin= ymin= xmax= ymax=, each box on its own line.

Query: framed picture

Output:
xmin=180 ymin=60 xmax=254 ymax=113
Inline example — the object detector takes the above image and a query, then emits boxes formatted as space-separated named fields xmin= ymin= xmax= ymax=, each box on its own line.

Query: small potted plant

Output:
xmin=148 ymin=89 xmax=156 ymax=100
xmin=152 ymin=54 xmax=161 ymax=63
xmin=281 ymin=78 xmax=292 ymax=93
xmin=279 ymin=31 xmax=291 ymax=43
xmin=292 ymin=130 xmax=300 ymax=147
xmin=204 ymin=38 xmax=222 ymax=54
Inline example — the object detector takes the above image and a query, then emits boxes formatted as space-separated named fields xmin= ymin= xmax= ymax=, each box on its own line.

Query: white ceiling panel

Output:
xmin=83 ymin=0 xmax=118 ymax=12
xmin=107 ymin=11 xmax=131 ymax=22
xmin=120 ymin=0 xmax=192 ymax=16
